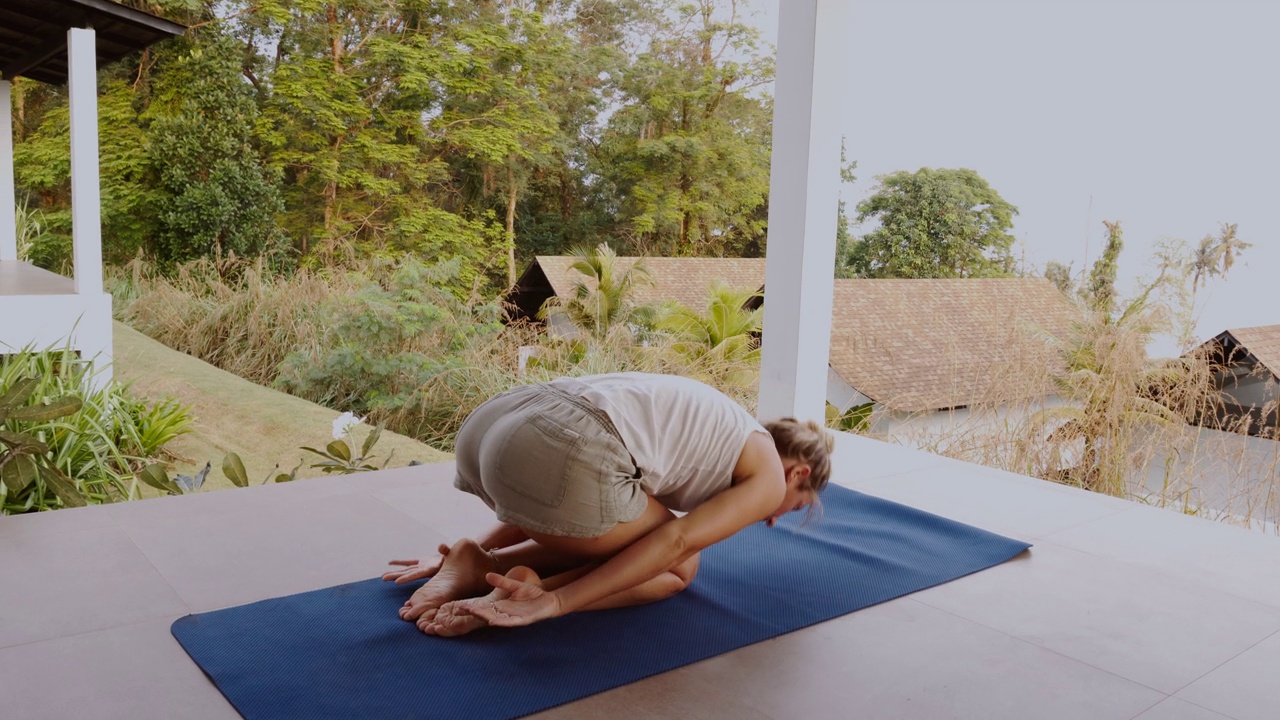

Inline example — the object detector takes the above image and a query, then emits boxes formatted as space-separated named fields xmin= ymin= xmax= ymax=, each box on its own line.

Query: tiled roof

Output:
xmin=533 ymin=255 xmax=766 ymax=311
xmin=828 ymin=279 xmax=1078 ymax=412
xmin=1223 ymin=325 xmax=1280 ymax=379
xmin=520 ymin=261 xmax=1079 ymax=412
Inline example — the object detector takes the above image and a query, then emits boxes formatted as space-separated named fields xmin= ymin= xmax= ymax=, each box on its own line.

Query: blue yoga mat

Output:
xmin=172 ymin=485 xmax=1029 ymax=719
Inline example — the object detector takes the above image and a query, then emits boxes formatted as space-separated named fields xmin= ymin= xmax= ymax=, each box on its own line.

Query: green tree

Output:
xmin=250 ymin=0 xmax=499 ymax=272
xmin=432 ymin=2 xmax=566 ymax=286
xmin=145 ymin=29 xmax=282 ymax=262
xmin=510 ymin=1 xmax=636 ymax=257
xmin=595 ymin=0 xmax=774 ymax=256
xmin=849 ymin=167 xmax=1019 ymax=278
xmin=539 ymin=242 xmax=655 ymax=340
xmin=658 ymin=281 xmax=761 ymax=388
xmin=12 ymin=79 xmax=159 ymax=267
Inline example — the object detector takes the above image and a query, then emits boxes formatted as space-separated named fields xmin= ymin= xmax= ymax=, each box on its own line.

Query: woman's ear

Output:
xmin=789 ymin=463 xmax=812 ymax=485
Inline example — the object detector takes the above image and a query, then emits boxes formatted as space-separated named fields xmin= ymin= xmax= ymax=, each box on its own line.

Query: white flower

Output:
xmin=332 ymin=411 xmax=365 ymax=440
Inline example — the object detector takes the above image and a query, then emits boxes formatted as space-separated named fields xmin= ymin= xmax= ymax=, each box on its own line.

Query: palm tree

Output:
xmin=1189 ymin=234 xmax=1220 ymax=293
xmin=1190 ymin=223 xmax=1251 ymax=292
xmin=1215 ymin=222 xmax=1250 ymax=275
xmin=658 ymin=282 xmax=763 ymax=362
xmin=657 ymin=282 xmax=763 ymax=388
xmin=539 ymin=243 xmax=655 ymax=341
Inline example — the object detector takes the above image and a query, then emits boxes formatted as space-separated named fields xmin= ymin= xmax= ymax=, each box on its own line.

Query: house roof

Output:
xmin=828 ymin=278 xmax=1078 ymax=412
xmin=0 ymin=0 xmax=185 ymax=85
xmin=507 ymin=255 xmax=766 ymax=320
xmin=1208 ymin=325 xmax=1280 ymax=380
xmin=508 ymin=261 xmax=1078 ymax=412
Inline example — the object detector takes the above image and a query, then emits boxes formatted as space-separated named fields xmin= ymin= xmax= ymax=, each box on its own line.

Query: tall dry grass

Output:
xmin=870 ymin=293 xmax=1280 ymax=534
xmin=112 ymin=256 xmax=1280 ymax=531
xmin=110 ymin=258 xmax=761 ymax=454
xmin=111 ymin=256 xmax=355 ymax=387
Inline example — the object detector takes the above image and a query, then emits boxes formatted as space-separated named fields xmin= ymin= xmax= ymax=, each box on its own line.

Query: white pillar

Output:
xmin=68 ymin=27 xmax=103 ymax=294
xmin=758 ymin=0 xmax=849 ymax=423
xmin=0 ymin=79 xmax=16 ymax=261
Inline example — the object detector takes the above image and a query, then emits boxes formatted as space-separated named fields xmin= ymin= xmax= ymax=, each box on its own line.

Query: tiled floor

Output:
xmin=2 ymin=432 xmax=1278 ymax=719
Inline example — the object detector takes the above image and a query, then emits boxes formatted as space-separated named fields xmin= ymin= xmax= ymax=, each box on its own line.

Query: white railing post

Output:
xmin=68 ymin=27 xmax=103 ymax=294
xmin=758 ymin=0 xmax=849 ymax=423
xmin=0 ymin=79 xmax=17 ymax=261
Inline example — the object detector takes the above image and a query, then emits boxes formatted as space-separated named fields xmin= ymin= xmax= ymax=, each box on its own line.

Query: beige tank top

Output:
xmin=574 ymin=372 xmax=768 ymax=511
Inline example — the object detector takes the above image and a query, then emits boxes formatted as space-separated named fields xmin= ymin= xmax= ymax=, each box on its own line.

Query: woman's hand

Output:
xmin=468 ymin=572 xmax=564 ymax=627
xmin=382 ymin=543 xmax=450 ymax=584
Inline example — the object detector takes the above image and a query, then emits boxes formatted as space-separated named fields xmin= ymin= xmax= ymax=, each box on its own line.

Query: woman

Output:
xmin=383 ymin=372 xmax=834 ymax=637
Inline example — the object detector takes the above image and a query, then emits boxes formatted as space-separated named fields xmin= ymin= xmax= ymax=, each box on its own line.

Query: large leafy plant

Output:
xmin=0 ymin=348 xmax=195 ymax=512
xmin=0 ymin=378 xmax=87 ymax=509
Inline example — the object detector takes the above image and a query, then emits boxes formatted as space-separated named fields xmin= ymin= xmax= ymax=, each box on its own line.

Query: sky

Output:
xmin=746 ymin=0 xmax=1278 ymax=358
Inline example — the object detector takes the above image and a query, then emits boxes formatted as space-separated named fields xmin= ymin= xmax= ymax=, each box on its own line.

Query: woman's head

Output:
xmin=763 ymin=417 xmax=835 ymax=525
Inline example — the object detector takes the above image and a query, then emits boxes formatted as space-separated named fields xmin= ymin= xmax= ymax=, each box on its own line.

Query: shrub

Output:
xmin=276 ymin=258 xmax=504 ymax=414
xmin=0 ymin=347 xmax=194 ymax=513
xmin=111 ymin=255 xmax=345 ymax=386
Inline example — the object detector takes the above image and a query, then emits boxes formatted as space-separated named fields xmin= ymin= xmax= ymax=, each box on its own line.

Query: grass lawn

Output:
xmin=113 ymin=321 xmax=451 ymax=493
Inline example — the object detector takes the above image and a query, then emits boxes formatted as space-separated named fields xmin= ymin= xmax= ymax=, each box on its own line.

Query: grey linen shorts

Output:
xmin=452 ymin=378 xmax=648 ymax=538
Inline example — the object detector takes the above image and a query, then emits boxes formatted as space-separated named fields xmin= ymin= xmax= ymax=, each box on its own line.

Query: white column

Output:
xmin=0 ymin=79 xmax=16 ymax=261
xmin=758 ymin=0 xmax=849 ymax=422
xmin=68 ymin=27 xmax=103 ymax=294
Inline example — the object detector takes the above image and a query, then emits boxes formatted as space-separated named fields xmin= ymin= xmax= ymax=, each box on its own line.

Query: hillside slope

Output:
xmin=113 ymin=321 xmax=450 ymax=491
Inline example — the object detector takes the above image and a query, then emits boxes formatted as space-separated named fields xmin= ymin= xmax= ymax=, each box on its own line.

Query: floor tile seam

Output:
xmin=113 ymin=519 xmax=197 ymax=616
xmin=1131 ymin=697 xmax=1245 ymax=720
xmin=1033 ymin=533 xmax=1280 ymax=613
xmin=900 ymin=596 xmax=1176 ymax=697
xmin=1124 ymin=696 xmax=1174 ymax=720
xmin=365 ymin=491 xmax=458 ymax=537
xmin=0 ymin=611 xmax=187 ymax=653
xmin=1025 ymin=505 xmax=1135 ymax=537
xmin=1164 ymin=623 xmax=1280 ymax=703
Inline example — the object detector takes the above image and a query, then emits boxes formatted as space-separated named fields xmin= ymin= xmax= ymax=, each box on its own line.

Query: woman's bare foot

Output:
xmin=423 ymin=566 xmax=543 ymax=637
xmin=398 ymin=539 xmax=497 ymax=623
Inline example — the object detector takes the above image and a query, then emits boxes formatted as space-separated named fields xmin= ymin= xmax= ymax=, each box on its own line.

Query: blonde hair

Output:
xmin=763 ymin=417 xmax=835 ymax=492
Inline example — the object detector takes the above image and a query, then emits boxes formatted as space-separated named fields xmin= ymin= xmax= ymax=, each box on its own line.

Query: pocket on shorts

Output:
xmin=494 ymin=412 xmax=585 ymax=508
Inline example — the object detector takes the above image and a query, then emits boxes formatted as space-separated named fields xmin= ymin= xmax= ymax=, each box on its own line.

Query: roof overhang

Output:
xmin=0 ymin=0 xmax=185 ymax=85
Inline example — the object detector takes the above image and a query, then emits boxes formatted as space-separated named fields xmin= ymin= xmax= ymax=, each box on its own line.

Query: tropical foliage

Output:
xmin=538 ymin=243 xmax=655 ymax=341
xmin=659 ymin=283 xmax=761 ymax=359
xmin=0 ymin=347 xmax=193 ymax=514
xmin=657 ymin=282 xmax=762 ymax=388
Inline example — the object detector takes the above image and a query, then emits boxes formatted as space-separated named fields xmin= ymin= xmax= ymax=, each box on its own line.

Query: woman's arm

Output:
xmin=477 ymin=432 xmax=786 ymax=624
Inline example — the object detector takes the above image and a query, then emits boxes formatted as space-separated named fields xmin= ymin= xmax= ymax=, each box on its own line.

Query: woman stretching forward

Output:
xmin=384 ymin=372 xmax=833 ymax=636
